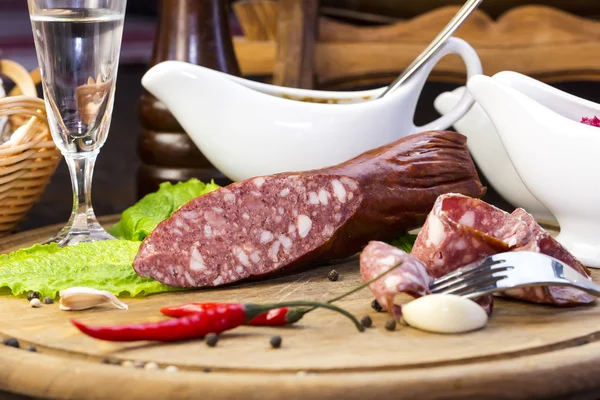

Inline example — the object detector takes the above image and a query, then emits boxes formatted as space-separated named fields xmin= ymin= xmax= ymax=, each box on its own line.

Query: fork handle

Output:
xmin=465 ymin=281 xmax=600 ymax=300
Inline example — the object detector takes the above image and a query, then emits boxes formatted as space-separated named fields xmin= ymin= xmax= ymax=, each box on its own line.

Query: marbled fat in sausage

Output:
xmin=133 ymin=131 xmax=485 ymax=288
xmin=360 ymin=241 xmax=433 ymax=319
xmin=411 ymin=194 xmax=594 ymax=306
xmin=506 ymin=209 xmax=594 ymax=305
xmin=360 ymin=240 xmax=493 ymax=316
xmin=411 ymin=194 xmax=531 ymax=278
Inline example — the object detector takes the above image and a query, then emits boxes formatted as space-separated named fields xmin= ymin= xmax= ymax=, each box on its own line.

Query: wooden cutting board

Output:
xmin=1 ymin=219 xmax=600 ymax=400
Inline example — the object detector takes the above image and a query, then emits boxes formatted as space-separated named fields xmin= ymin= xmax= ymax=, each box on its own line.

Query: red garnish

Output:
xmin=581 ymin=116 xmax=600 ymax=127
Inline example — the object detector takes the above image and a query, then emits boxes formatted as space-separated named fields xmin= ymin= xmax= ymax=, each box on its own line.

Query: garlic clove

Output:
xmin=402 ymin=294 xmax=487 ymax=334
xmin=59 ymin=287 xmax=128 ymax=311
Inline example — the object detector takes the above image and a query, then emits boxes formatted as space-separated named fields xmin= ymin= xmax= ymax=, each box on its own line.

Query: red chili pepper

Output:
xmin=72 ymin=301 xmax=363 ymax=342
xmin=72 ymin=304 xmax=247 ymax=342
xmin=159 ymin=261 xmax=406 ymax=327
xmin=159 ymin=303 xmax=301 ymax=326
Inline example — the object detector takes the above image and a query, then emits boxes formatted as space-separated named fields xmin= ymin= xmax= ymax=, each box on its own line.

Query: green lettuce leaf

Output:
xmin=389 ymin=234 xmax=418 ymax=253
xmin=110 ymin=179 xmax=220 ymax=241
xmin=0 ymin=241 xmax=183 ymax=298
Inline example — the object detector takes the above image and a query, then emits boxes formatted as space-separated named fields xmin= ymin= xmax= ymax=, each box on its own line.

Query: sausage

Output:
xmin=411 ymin=194 xmax=594 ymax=306
xmin=133 ymin=131 xmax=486 ymax=288
xmin=411 ymin=194 xmax=532 ymax=278
xmin=360 ymin=241 xmax=493 ymax=316
xmin=505 ymin=209 xmax=594 ymax=305
xmin=360 ymin=241 xmax=433 ymax=319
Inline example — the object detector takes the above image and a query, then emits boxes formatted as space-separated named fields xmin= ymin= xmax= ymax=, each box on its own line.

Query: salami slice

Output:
xmin=360 ymin=241 xmax=493 ymax=317
xmin=411 ymin=194 xmax=531 ymax=278
xmin=506 ymin=209 xmax=594 ymax=305
xmin=134 ymin=131 xmax=486 ymax=288
xmin=360 ymin=241 xmax=433 ymax=318
xmin=411 ymin=194 xmax=594 ymax=306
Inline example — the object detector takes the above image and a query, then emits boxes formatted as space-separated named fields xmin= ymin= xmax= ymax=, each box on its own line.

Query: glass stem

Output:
xmin=64 ymin=152 xmax=99 ymax=233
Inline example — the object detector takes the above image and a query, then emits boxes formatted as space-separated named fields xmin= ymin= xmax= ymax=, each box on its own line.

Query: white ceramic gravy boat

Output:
xmin=434 ymin=85 xmax=556 ymax=225
xmin=141 ymin=37 xmax=482 ymax=181
xmin=467 ymin=72 xmax=600 ymax=267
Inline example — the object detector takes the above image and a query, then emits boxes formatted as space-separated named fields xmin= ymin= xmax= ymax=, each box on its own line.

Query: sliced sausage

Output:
xmin=411 ymin=194 xmax=594 ymax=306
xmin=134 ymin=131 xmax=486 ymax=288
xmin=506 ymin=209 xmax=594 ymax=305
xmin=411 ymin=193 xmax=531 ymax=278
xmin=360 ymin=241 xmax=493 ymax=317
xmin=360 ymin=241 xmax=433 ymax=319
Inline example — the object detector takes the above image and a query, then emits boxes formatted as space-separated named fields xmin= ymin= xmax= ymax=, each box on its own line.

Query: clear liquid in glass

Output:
xmin=30 ymin=8 xmax=124 ymax=153
xmin=29 ymin=4 xmax=125 ymax=246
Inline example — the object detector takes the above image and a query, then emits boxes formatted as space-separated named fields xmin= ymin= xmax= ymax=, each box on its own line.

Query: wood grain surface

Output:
xmin=272 ymin=0 xmax=318 ymax=89
xmin=233 ymin=5 xmax=600 ymax=89
xmin=1 ymin=221 xmax=600 ymax=399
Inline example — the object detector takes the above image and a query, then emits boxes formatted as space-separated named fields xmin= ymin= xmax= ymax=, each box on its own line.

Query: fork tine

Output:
xmin=429 ymin=265 xmax=502 ymax=292
xmin=429 ymin=257 xmax=505 ymax=289
xmin=440 ymin=275 xmax=508 ymax=297
xmin=430 ymin=265 xmax=512 ymax=294
xmin=429 ymin=259 xmax=507 ymax=291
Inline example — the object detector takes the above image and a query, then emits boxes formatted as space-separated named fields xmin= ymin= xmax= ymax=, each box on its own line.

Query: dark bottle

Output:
xmin=137 ymin=0 xmax=239 ymax=198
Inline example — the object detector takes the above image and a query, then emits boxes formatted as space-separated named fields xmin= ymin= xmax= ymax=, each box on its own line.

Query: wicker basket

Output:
xmin=0 ymin=60 xmax=61 ymax=237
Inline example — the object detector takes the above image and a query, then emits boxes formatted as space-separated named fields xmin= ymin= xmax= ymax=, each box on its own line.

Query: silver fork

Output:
xmin=429 ymin=251 xmax=600 ymax=299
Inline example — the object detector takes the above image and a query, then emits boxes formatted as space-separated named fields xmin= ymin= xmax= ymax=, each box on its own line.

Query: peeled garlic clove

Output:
xmin=59 ymin=287 xmax=128 ymax=311
xmin=402 ymin=294 xmax=487 ymax=334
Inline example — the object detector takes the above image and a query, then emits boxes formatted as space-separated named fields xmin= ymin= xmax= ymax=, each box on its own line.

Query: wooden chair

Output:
xmin=232 ymin=0 xmax=600 ymax=90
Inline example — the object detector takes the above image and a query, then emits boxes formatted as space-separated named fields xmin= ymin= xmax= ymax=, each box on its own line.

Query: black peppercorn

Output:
xmin=27 ymin=291 xmax=40 ymax=301
xmin=205 ymin=333 xmax=219 ymax=347
xmin=385 ymin=319 xmax=397 ymax=331
xmin=3 ymin=338 xmax=19 ymax=348
xmin=327 ymin=269 xmax=339 ymax=281
xmin=360 ymin=316 xmax=373 ymax=328
xmin=371 ymin=299 xmax=383 ymax=312
xmin=43 ymin=297 xmax=54 ymax=304
xmin=26 ymin=345 xmax=37 ymax=352
xmin=270 ymin=335 xmax=282 ymax=349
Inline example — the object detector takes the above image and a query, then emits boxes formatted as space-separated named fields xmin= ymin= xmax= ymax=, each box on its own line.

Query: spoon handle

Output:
xmin=377 ymin=0 xmax=482 ymax=99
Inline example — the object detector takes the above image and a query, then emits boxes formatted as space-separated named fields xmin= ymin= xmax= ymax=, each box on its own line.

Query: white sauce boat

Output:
xmin=467 ymin=72 xmax=600 ymax=267
xmin=434 ymin=84 xmax=556 ymax=225
xmin=141 ymin=37 xmax=482 ymax=181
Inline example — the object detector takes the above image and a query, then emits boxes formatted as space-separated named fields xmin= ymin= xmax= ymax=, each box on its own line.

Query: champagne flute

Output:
xmin=27 ymin=0 xmax=126 ymax=246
